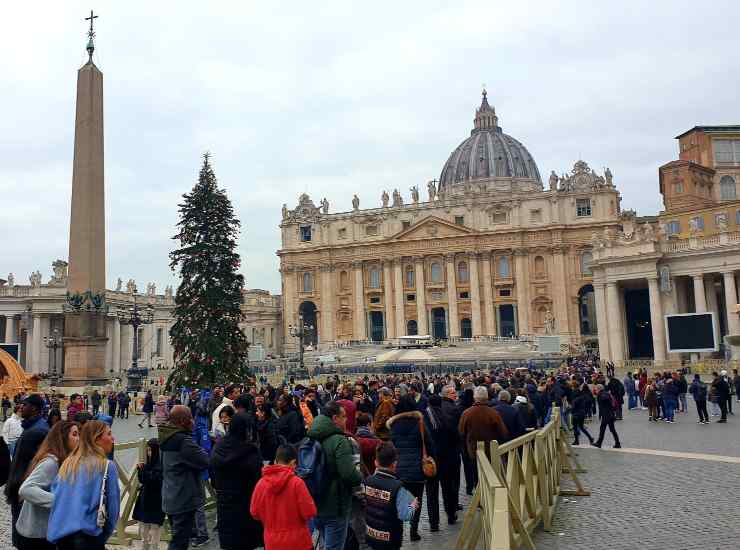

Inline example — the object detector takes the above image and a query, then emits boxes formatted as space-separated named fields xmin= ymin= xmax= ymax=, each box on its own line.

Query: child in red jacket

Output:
xmin=250 ymin=444 xmax=317 ymax=550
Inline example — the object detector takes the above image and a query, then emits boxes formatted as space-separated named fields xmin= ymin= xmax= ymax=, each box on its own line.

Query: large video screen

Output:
xmin=665 ymin=313 xmax=717 ymax=353
xmin=0 ymin=343 xmax=21 ymax=362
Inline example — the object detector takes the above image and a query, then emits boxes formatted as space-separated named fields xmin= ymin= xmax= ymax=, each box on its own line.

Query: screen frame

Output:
xmin=664 ymin=312 xmax=718 ymax=353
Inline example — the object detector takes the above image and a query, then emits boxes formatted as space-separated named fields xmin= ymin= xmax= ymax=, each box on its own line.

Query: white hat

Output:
xmin=515 ymin=395 xmax=528 ymax=404
xmin=721 ymin=370 xmax=728 ymax=376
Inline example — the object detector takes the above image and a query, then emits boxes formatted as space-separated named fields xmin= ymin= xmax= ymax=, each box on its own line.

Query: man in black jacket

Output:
xmin=592 ymin=385 xmax=621 ymax=448
xmin=493 ymin=390 xmax=526 ymax=442
xmin=159 ymin=405 xmax=210 ymax=549
xmin=712 ymin=372 xmax=730 ymax=423
xmin=439 ymin=385 xmax=463 ymax=523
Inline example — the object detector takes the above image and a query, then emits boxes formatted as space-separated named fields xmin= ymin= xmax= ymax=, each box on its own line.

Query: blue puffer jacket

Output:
xmin=387 ymin=411 xmax=425 ymax=483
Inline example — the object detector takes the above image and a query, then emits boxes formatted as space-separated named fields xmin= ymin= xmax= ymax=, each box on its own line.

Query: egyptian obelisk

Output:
xmin=63 ymin=11 xmax=108 ymax=383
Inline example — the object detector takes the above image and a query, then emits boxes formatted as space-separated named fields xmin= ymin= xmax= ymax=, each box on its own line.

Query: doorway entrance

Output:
xmin=431 ymin=307 xmax=447 ymax=339
xmin=298 ymin=301 xmax=318 ymax=346
xmin=369 ymin=311 xmax=384 ymax=342
xmin=460 ymin=318 xmax=472 ymax=338
xmin=625 ymin=288 xmax=653 ymax=358
xmin=498 ymin=305 xmax=516 ymax=337
xmin=407 ymin=320 xmax=418 ymax=336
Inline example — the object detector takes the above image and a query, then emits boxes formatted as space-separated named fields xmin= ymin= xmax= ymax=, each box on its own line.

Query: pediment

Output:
xmin=390 ymin=216 xmax=475 ymax=241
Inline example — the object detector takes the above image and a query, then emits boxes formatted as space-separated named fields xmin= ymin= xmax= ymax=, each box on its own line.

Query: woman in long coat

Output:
xmin=210 ymin=413 xmax=264 ymax=550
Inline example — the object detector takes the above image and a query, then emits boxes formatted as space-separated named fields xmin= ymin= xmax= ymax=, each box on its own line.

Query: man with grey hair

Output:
xmin=438 ymin=384 xmax=462 ymax=523
xmin=494 ymin=390 xmax=526 ymax=441
xmin=458 ymin=387 xmax=509 ymax=476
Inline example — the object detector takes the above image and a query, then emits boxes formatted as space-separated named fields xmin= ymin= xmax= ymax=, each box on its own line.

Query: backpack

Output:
xmin=296 ymin=437 xmax=330 ymax=502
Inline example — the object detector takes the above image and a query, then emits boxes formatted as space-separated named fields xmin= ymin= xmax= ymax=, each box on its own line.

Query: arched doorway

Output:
xmin=407 ymin=320 xmax=418 ymax=336
xmin=369 ymin=312 xmax=384 ymax=342
xmin=298 ymin=301 xmax=318 ymax=346
xmin=498 ymin=304 xmax=516 ymax=337
xmin=431 ymin=307 xmax=447 ymax=339
xmin=578 ymin=285 xmax=597 ymax=336
xmin=460 ymin=318 xmax=472 ymax=339
xmin=625 ymin=288 xmax=653 ymax=358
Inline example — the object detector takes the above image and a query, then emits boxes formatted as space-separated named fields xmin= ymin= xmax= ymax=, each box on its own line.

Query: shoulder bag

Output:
xmin=418 ymin=417 xmax=437 ymax=478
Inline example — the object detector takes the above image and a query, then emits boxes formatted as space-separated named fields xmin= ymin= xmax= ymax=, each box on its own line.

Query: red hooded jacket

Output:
xmin=250 ymin=464 xmax=317 ymax=550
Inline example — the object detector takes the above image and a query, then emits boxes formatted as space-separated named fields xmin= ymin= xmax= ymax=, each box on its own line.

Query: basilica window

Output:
xmin=155 ymin=328 xmax=163 ymax=357
xmin=491 ymin=210 xmax=508 ymax=224
xmin=690 ymin=216 xmax=704 ymax=231
xmin=369 ymin=267 xmax=381 ymax=289
xmin=715 ymin=213 xmax=728 ymax=228
xmin=714 ymin=139 xmax=740 ymax=165
xmin=457 ymin=261 xmax=469 ymax=283
xmin=340 ymin=270 xmax=349 ymax=291
xmin=366 ymin=225 xmax=379 ymax=236
xmin=459 ymin=291 xmax=470 ymax=299
xmin=370 ymin=296 xmax=381 ymax=304
xmin=405 ymin=267 xmax=415 ymax=288
xmin=499 ymin=288 xmax=511 ymax=297
xmin=455 ymin=216 xmax=465 ymax=226
xmin=430 ymin=262 xmax=443 ymax=283
xmin=666 ymin=220 xmax=680 ymax=235
xmin=338 ymin=227 xmax=347 ymax=239
xmin=534 ymin=256 xmax=546 ymax=279
xmin=530 ymin=209 xmax=542 ymax=223
xmin=498 ymin=257 xmax=510 ymax=278
xmin=736 ymin=210 xmax=740 ymax=225
xmin=720 ymin=176 xmax=737 ymax=200
xmin=300 ymin=225 xmax=312 ymax=242
xmin=302 ymin=272 xmax=313 ymax=292
xmin=576 ymin=199 xmax=592 ymax=217
xmin=581 ymin=252 xmax=593 ymax=276
xmin=673 ymin=182 xmax=683 ymax=194
xmin=402 ymin=221 xmax=411 ymax=230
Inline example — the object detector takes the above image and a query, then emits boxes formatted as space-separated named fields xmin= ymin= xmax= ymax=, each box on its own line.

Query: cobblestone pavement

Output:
xmin=2 ymin=404 xmax=738 ymax=549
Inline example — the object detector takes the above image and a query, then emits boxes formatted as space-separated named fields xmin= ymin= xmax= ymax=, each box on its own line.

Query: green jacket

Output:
xmin=306 ymin=414 xmax=362 ymax=518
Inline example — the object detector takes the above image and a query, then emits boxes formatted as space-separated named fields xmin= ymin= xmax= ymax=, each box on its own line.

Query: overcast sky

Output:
xmin=2 ymin=1 xmax=739 ymax=295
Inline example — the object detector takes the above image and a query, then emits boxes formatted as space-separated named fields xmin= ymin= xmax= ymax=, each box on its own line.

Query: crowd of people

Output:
xmin=0 ymin=360 xmax=738 ymax=550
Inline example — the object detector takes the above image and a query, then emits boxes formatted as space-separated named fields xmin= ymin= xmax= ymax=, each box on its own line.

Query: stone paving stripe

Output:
xmin=573 ymin=445 xmax=740 ymax=464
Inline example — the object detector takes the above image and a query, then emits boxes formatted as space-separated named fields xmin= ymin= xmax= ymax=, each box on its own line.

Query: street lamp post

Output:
xmin=116 ymin=286 xmax=154 ymax=392
xmin=288 ymin=314 xmax=314 ymax=375
xmin=43 ymin=328 xmax=63 ymax=386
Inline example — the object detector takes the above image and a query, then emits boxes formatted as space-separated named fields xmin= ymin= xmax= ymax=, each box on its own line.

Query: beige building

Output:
xmin=278 ymin=92 xmax=621 ymax=353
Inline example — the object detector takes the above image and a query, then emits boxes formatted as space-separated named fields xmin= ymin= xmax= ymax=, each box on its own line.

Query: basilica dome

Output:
xmin=439 ymin=90 xmax=542 ymax=191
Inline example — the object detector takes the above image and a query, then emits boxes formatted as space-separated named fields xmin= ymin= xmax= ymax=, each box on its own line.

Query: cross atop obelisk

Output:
xmin=85 ymin=10 xmax=98 ymax=62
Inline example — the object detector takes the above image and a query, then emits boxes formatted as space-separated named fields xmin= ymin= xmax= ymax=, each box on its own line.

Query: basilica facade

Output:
xmin=278 ymin=92 xmax=620 ymax=353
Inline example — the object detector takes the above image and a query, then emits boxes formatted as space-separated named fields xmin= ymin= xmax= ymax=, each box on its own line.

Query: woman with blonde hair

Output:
xmin=16 ymin=421 xmax=80 ymax=550
xmin=47 ymin=420 xmax=120 ymax=550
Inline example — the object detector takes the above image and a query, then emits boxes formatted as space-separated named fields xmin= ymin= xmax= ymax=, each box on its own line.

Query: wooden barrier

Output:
xmin=107 ymin=438 xmax=217 ymax=546
xmin=456 ymin=407 xmax=589 ymax=550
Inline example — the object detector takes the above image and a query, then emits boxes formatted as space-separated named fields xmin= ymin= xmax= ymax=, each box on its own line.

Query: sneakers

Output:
xmin=717 ymin=419 xmax=727 ymax=423
xmin=191 ymin=537 xmax=209 ymax=547
xmin=448 ymin=514 xmax=458 ymax=525
xmin=590 ymin=442 xmax=602 ymax=448
xmin=410 ymin=532 xmax=421 ymax=542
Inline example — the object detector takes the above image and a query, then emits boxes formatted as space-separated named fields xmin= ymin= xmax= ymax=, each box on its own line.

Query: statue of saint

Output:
xmin=392 ymin=189 xmax=403 ymax=207
xmin=126 ymin=279 xmax=137 ymax=294
xmin=281 ymin=203 xmax=288 ymax=219
xmin=549 ymin=170 xmax=559 ymax=191
xmin=352 ymin=194 xmax=360 ymax=210
xmin=544 ymin=309 xmax=555 ymax=335
xmin=7 ymin=273 xmax=14 ymax=287
xmin=115 ymin=278 xmax=123 ymax=291
xmin=427 ymin=180 xmax=437 ymax=201
xmin=410 ymin=186 xmax=419 ymax=204
xmin=381 ymin=190 xmax=389 ymax=208
xmin=321 ymin=197 xmax=329 ymax=214
xmin=604 ymin=167 xmax=613 ymax=186
xmin=29 ymin=271 xmax=42 ymax=288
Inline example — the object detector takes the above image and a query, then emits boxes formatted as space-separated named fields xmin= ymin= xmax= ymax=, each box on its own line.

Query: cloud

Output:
xmin=1 ymin=1 xmax=739 ymax=293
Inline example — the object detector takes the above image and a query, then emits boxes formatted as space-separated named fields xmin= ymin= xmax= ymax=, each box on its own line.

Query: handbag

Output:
xmin=96 ymin=460 xmax=110 ymax=528
xmin=418 ymin=417 xmax=437 ymax=478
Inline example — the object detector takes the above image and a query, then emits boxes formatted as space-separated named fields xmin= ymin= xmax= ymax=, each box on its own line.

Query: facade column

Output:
xmin=31 ymin=314 xmax=42 ymax=374
xmin=606 ymin=282 xmax=625 ymax=363
xmin=514 ymin=249 xmax=530 ymax=334
xmin=4 ymin=315 xmax=16 ymax=343
xmin=692 ymin=274 xmax=707 ymax=312
xmin=723 ymin=271 xmax=740 ymax=335
xmin=593 ymin=282 xmax=610 ymax=360
xmin=105 ymin=319 xmax=113 ymax=374
xmin=480 ymin=252 xmax=496 ymax=336
xmin=112 ymin=317 xmax=121 ymax=373
xmin=705 ymin=275 xmax=722 ymax=348
xmin=382 ymin=260 xmax=395 ymax=340
xmin=320 ymin=265 xmax=335 ymax=345
xmin=352 ymin=261 xmax=367 ymax=340
xmin=414 ymin=257 xmax=428 ymax=335
xmin=281 ymin=266 xmax=297 ymax=352
xmin=445 ymin=254 xmax=460 ymax=338
xmin=468 ymin=253 xmax=483 ymax=337
xmin=647 ymin=276 xmax=666 ymax=362
xmin=393 ymin=259 xmax=405 ymax=337
xmin=551 ymin=247 xmax=571 ymax=336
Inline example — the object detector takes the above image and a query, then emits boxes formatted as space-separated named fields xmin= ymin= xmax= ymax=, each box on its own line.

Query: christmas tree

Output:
xmin=168 ymin=153 xmax=250 ymax=388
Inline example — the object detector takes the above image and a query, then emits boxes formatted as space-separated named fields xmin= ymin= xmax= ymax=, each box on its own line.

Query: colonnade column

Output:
xmin=692 ymin=274 xmax=707 ymax=312
xmin=514 ymin=249 xmax=530 ymax=334
xmin=320 ymin=265 xmax=335 ymax=345
xmin=31 ymin=314 xmax=42 ymax=374
xmin=468 ymin=253 xmax=482 ymax=337
xmin=445 ymin=254 xmax=460 ymax=338
xmin=352 ymin=261 xmax=367 ymax=340
xmin=480 ymin=252 xmax=496 ymax=336
xmin=551 ymin=247 xmax=570 ymax=335
xmin=393 ymin=259 xmax=405 ymax=337
xmin=647 ymin=276 xmax=666 ymax=362
xmin=382 ymin=260 xmax=395 ymax=340
xmin=723 ymin=271 xmax=740 ymax=335
xmin=593 ymin=282 xmax=610 ymax=360
xmin=705 ymin=276 xmax=722 ymax=348
xmin=112 ymin=317 xmax=121 ymax=373
xmin=606 ymin=282 xmax=625 ymax=363
xmin=4 ymin=315 xmax=16 ymax=343
xmin=414 ymin=257 xmax=428 ymax=335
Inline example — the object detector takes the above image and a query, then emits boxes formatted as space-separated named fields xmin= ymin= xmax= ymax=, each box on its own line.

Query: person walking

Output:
xmin=91 ymin=390 xmax=101 ymax=417
xmin=570 ymin=384 xmax=595 ymax=446
xmin=16 ymin=421 xmax=79 ymax=550
xmin=47 ymin=420 xmax=120 ymax=550
xmin=306 ymin=401 xmax=363 ymax=550
xmin=107 ymin=392 xmax=117 ymax=420
xmin=132 ymin=439 xmax=165 ymax=550
xmin=458 ymin=386 xmax=509 ymax=462
xmin=250 ymin=445 xmax=317 ymax=550
xmin=139 ymin=390 xmax=155 ymax=429
xmin=1 ymin=403 xmax=23 ymax=457
xmin=733 ymin=369 xmax=740 ymax=403
xmin=677 ymin=372 xmax=689 ymax=413
xmin=421 ymin=394 xmax=444 ymax=533
xmin=592 ymin=385 xmax=621 ymax=448
xmin=275 ymin=394 xmax=305 ymax=445
xmin=623 ymin=373 xmax=637 ymax=411
xmin=689 ymin=374 xmax=709 ymax=424
xmin=662 ymin=378 xmax=679 ymax=423
xmin=438 ymin=384 xmax=462 ymax=523
xmin=159 ymin=405 xmax=210 ymax=549
xmin=711 ymin=372 xmax=730 ymax=423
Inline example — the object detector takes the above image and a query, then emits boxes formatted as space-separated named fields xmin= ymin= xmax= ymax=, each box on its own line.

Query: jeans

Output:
xmin=193 ymin=504 xmax=208 ymax=539
xmin=312 ymin=516 xmax=350 ymax=550
xmin=679 ymin=393 xmax=688 ymax=412
xmin=169 ymin=510 xmax=196 ymax=550
xmin=628 ymin=394 xmax=637 ymax=410
xmin=696 ymin=400 xmax=709 ymax=423
xmin=664 ymin=400 xmax=676 ymax=422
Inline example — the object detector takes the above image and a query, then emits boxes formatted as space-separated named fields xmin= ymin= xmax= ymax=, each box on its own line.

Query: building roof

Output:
xmin=675 ymin=125 xmax=740 ymax=139
xmin=439 ymin=90 xmax=541 ymax=191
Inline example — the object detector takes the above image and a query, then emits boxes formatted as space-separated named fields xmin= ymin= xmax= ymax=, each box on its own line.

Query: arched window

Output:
xmin=720 ymin=175 xmax=737 ymax=200
xmin=581 ymin=252 xmax=593 ymax=276
xmin=302 ymin=272 xmax=313 ymax=292
xmin=457 ymin=261 xmax=469 ymax=283
xmin=407 ymin=320 xmax=418 ymax=336
xmin=369 ymin=267 xmax=381 ymax=289
xmin=498 ymin=257 xmax=510 ymax=278
xmin=430 ymin=262 xmax=443 ymax=283
xmin=340 ymin=270 xmax=349 ymax=290
xmin=534 ymin=256 xmax=546 ymax=279
xmin=405 ymin=267 xmax=415 ymax=288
